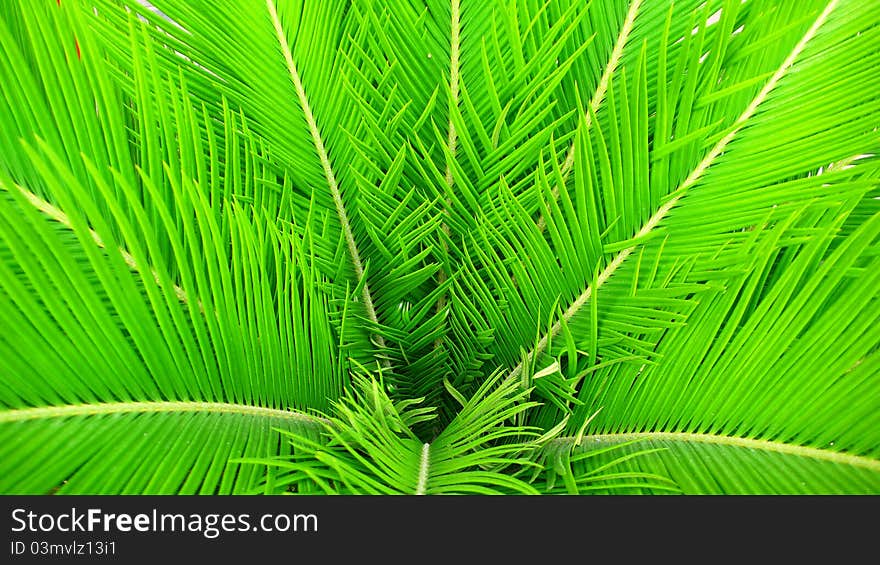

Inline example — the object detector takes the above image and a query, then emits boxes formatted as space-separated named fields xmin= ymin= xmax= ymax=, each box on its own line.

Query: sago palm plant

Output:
xmin=1 ymin=0 xmax=878 ymax=495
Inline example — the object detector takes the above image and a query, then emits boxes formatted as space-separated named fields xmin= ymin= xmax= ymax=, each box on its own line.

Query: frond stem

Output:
xmin=415 ymin=442 xmax=431 ymax=494
xmin=0 ymin=401 xmax=329 ymax=425
xmin=435 ymin=0 xmax=462 ymax=343
xmin=553 ymin=430 xmax=880 ymax=471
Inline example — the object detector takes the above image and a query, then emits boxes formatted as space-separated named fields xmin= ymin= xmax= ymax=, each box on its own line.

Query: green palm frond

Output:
xmin=0 ymin=0 xmax=878 ymax=494
xmin=252 ymin=370 xmax=548 ymax=494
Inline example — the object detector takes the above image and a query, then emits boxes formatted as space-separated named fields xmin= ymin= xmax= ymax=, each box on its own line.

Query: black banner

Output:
xmin=1 ymin=496 xmax=875 ymax=563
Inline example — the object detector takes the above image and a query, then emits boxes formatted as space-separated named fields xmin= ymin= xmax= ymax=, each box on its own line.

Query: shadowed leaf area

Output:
xmin=0 ymin=0 xmax=878 ymax=494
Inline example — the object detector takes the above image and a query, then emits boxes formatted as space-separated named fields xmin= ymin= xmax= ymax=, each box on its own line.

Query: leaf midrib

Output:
xmin=415 ymin=441 xmax=431 ymax=494
xmin=0 ymin=400 xmax=329 ymax=425
xmin=555 ymin=430 xmax=880 ymax=471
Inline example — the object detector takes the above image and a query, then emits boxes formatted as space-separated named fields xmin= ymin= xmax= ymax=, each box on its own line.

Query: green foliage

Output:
xmin=0 ymin=0 xmax=878 ymax=494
